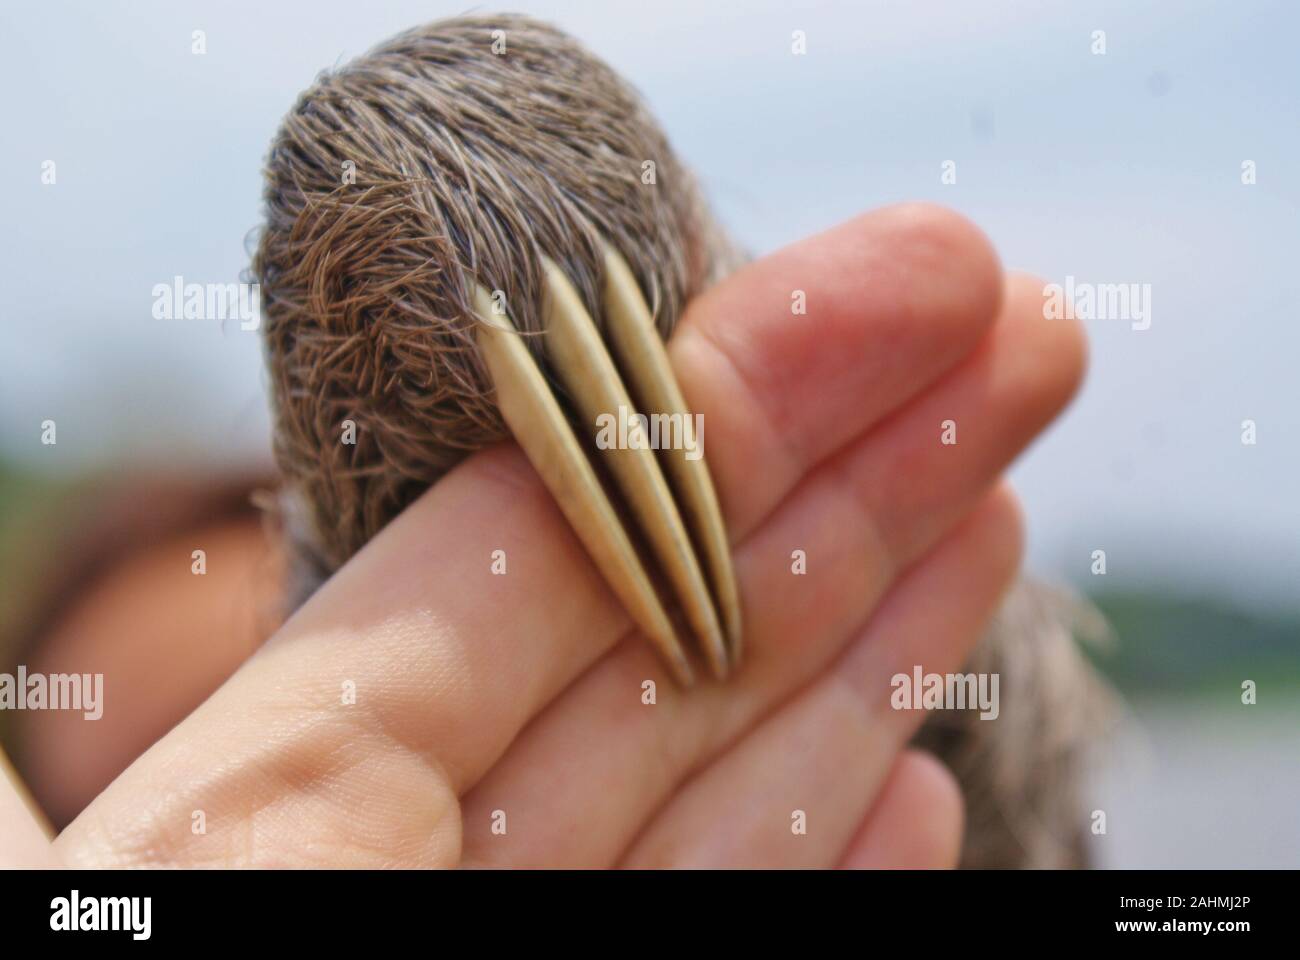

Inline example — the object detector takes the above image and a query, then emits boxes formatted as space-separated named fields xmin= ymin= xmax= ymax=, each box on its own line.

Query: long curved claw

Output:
xmin=599 ymin=245 xmax=744 ymax=665
xmin=469 ymin=246 xmax=743 ymax=685
xmin=472 ymin=285 xmax=695 ymax=686
xmin=539 ymin=258 xmax=729 ymax=681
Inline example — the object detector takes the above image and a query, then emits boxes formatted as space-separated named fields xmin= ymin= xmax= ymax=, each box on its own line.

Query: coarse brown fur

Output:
xmin=254 ymin=15 xmax=739 ymax=592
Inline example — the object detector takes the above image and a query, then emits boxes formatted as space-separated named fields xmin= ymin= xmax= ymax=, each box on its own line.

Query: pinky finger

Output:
xmin=838 ymin=749 xmax=964 ymax=869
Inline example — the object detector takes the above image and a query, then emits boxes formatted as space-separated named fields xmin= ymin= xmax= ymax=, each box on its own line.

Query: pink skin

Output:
xmin=2 ymin=204 xmax=1084 ymax=868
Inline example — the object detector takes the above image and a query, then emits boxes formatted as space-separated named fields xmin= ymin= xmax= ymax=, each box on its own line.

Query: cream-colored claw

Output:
xmin=600 ymin=245 xmax=744 ymax=665
xmin=470 ymin=246 xmax=741 ymax=684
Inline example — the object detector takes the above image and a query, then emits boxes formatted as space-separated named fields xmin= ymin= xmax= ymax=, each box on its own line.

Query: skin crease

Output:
xmin=1 ymin=204 xmax=1085 ymax=869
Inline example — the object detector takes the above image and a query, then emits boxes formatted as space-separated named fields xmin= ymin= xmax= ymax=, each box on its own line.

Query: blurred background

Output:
xmin=0 ymin=0 xmax=1295 ymax=865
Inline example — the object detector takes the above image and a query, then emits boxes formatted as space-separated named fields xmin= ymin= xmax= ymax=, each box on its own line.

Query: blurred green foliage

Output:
xmin=1085 ymin=591 xmax=1300 ymax=701
xmin=0 ymin=459 xmax=63 ymax=645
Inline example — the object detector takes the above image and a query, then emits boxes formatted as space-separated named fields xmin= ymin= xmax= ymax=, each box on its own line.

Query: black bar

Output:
xmin=0 ymin=868 xmax=1284 ymax=946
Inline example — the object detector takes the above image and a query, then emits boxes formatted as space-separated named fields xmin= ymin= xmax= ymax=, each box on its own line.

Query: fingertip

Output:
xmin=1003 ymin=271 xmax=1089 ymax=414
xmin=897 ymin=749 xmax=966 ymax=869
xmin=840 ymin=748 xmax=966 ymax=870
xmin=873 ymin=202 xmax=1005 ymax=338
xmin=981 ymin=482 xmax=1027 ymax=587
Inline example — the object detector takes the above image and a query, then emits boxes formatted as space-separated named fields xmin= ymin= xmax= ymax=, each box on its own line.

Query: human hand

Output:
xmin=12 ymin=204 xmax=1084 ymax=868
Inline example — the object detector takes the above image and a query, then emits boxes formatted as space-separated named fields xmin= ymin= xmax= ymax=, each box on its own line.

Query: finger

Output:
xmin=461 ymin=274 xmax=1082 ymax=866
xmin=838 ymin=750 xmax=964 ymax=870
xmin=672 ymin=203 xmax=1002 ymax=534
xmin=58 ymin=206 xmax=1004 ymax=868
xmin=269 ymin=204 xmax=1004 ymax=792
xmin=619 ymin=488 xmax=1020 ymax=868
